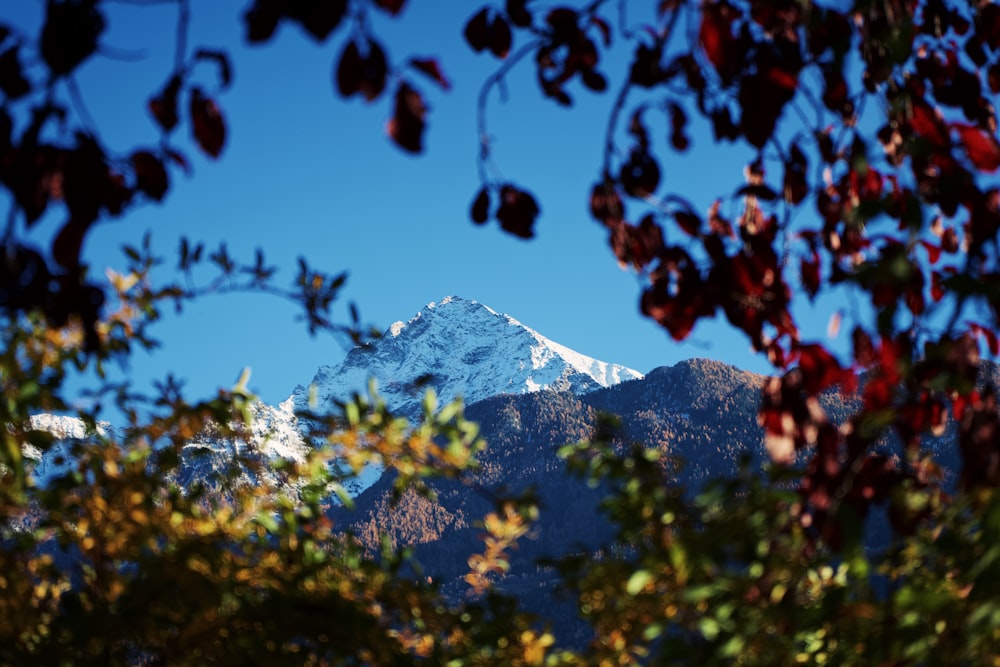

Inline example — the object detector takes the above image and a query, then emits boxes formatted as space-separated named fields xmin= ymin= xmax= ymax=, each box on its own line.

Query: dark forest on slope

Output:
xmin=339 ymin=360 xmax=810 ymax=575
xmin=338 ymin=355 xmax=973 ymax=588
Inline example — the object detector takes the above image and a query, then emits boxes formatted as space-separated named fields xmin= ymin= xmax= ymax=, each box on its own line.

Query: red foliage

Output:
xmin=609 ymin=215 xmax=664 ymax=272
xmin=387 ymin=82 xmax=426 ymax=154
xmin=589 ymin=181 xmax=625 ymax=227
xmin=40 ymin=0 xmax=105 ymax=76
xmin=0 ymin=47 xmax=29 ymax=100
xmin=699 ymin=1 xmax=740 ymax=84
xmin=149 ymin=76 xmax=181 ymax=132
xmin=131 ymin=151 xmax=169 ymax=202
xmin=336 ymin=40 xmax=388 ymax=102
xmin=189 ymin=88 xmax=226 ymax=159
xmin=464 ymin=8 xmax=511 ymax=59
xmin=373 ymin=0 xmax=406 ymax=16
xmin=470 ymin=188 xmax=490 ymax=225
xmin=495 ymin=185 xmax=540 ymax=239
xmin=409 ymin=58 xmax=451 ymax=90
xmin=954 ymin=123 xmax=1000 ymax=172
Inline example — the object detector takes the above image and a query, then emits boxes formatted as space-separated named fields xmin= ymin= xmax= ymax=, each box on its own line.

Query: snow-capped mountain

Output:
xmin=24 ymin=297 xmax=644 ymax=498
xmin=293 ymin=296 xmax=643 ymax=419
xmin=24 ymin=414 xmax=115 ymax=487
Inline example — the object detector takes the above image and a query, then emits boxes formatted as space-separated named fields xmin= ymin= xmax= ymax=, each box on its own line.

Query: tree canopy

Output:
xmin=4 ymin=0 xmax=1000 ymax=664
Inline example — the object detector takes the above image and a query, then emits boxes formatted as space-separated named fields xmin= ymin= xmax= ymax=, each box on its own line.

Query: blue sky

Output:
xmin=4 ymin=1 xmax=851 ymax=407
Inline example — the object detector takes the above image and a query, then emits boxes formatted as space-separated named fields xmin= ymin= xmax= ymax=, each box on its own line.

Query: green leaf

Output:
xmin=255 ymin=512 xmax=279 ymax=533
xmin=699 ymin=616 xmax=720 ymax=641
xmin=626 ymin=569 xmax=652 ymax=596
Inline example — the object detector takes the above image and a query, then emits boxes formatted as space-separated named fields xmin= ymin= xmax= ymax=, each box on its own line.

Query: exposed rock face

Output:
xmin=292 ymin=296 xmax=643 ymax=420
xmin=26 ymin=297 xmax=644 ymax=498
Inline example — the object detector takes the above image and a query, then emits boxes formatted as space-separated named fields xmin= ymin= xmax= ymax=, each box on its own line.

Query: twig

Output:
xmin=174 ymin=0 xmax=189 ymax=74
xmin=475 ymin=39 xmax=543 ymax=185
xmin=65 ymin=76 xmax=101 ymax=139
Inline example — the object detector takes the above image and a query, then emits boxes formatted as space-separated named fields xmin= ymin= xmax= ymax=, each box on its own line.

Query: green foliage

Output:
xmin=557 ymin=438 xmax=1000 ymax=665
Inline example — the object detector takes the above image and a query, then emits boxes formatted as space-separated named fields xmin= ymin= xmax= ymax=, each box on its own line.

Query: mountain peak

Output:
xmin=386 ymin=297 xmax=502 ymax=338
xmin=295 ymin=297 xmax=643 ymax=418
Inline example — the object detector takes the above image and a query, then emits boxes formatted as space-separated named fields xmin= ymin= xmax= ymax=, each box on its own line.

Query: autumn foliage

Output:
xmin=4 ymin=0 xmax=1000 ymax=664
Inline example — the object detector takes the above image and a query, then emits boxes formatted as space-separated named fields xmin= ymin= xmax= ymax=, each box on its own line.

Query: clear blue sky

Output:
xmin=4 ymin=1 xmax=849 ymax=407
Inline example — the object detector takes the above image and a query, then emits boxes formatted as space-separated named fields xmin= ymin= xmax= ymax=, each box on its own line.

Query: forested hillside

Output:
xmin=340 ymin=360 xmax=770 ymax=576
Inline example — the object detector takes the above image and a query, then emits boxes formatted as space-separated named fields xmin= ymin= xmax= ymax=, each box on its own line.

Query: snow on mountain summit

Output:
xmin=294 ymin=296 xmax=643 ymax=417
xmin=26 ymin=297 xmax=643 ymax=501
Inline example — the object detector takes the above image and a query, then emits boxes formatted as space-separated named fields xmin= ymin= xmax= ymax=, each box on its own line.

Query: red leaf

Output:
xmin=821 ymin=66 xmax=853 ymax=117
xmin=386 ymin=82 xmax=426 ymax=153
xmin=581 ymin=69 xmax=608 ymax=92
xmin=148 ymin=76 xmax=181 ymax=132
xmin=489 ymin=16 xmax=512 ymax=59
xmin=658 ymin=0 xmax=681 ymax=14
xmin=61 ymin=135 xmax=131 ymax=222
xmin=674 ymin=210 xmax=701 ymax=236
xmin=610 ymin=215 xmax=664 ymax=271
xmin=796 ymin=343 xmax=845 ymax=395
xmin=783 ymin=143 xmax=808 ymax=204
xmin=984 ymin=327 xmax=999 ymax=357
xmin=970 ymin=322 xmax=1000 ymax=356
xmin=52 ymin=218 xmax=90 ymax=269
xmin=920 ymin=239 xmax=942 ymax=264
xmin=288 ymin=0 xmax=347 ymax=41
xmin=954 ymin=123 xmax=1000 ymax=172
xmin=131 ymin=150 xmax=169 ymax=202
xmin=620 ymin=149 xmax=660 ymax=198
xmin=189 ymin=88 xmax=226 ymax=158
xmin=164 ymin=148 xmax=191 ymax=175
xmin=989 ymin=61 xmax=1000 ymax=95
xmin=506 ymin=0 xmax=532 ymax=28
xmin=863 ymin=375 xmax=894 ymax=411
xmin=699 ymin=0 xmax=739 ymax=83
xmin=360 ymin=40 xmax=389 ymax=100
xmin=496 ymin=185 xmax=539 ymax=238
xmin=629 ymin=43 xmax=666 ymax=88
xmin=193 ymin=49 xmax=233 ymax=89
xmin=669 ymin=102 xmax=689 ymax=151
xmin=801 ymin=251 xmax=820 ymax=298
xmin=641 ymin=257 xmax=709 ymax=341
xmin=590 ymin=181 xmax=624 ymax=226
xmin=930 ymin=271 xmax=945 ymax=302
xmin=464 ymin=8 xmax=491 ymax=53
xmin=977 ymin=3 xmax=1000 ymax=50
xmin=910 ymin=100 xmax=949 ymax=148
xmin=707 ymin=200 xmax=734 ymax=237
xmin=244 ymin=0 xmax=282 ymax=43
xmin=409 ymin=58 xmax=451 ymax=90
xmin=710 ymin=105 xmax=739 ymax=141
xmin=852 ymin=327 xmax=876 ymax=367
xmin=464 ymin=8 xmax=513 ymax=59
xmin=336 ymin=40 xmax=387 ymax=102
xmin=545 ymin=8 xmax=579 ymax=44
xmin=941 ymin=226 xmax=959 ymax=252
xmin=470 ymin=187 xmax=490 ymax=224
xmin=739 ymin=69 xmax=794 ymax=149
xmin=0 ymin=46 xmax=30 ymax=99
xmin=374 ymin=0 xmax=406 ymax=16
xmin=590 ymin=15 xmax=612 ymax=47
xmin=336 ymin=41 xmax=363 ymax=97
xmin=40 ymin=0 xmax=105 ymax=76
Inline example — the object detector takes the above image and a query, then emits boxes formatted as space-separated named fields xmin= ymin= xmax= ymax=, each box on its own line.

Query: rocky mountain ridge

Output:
xmin=24 ymin=297 xmax=645 ymax=495
xmin=291 ymin=296 xmax=643 ymax=419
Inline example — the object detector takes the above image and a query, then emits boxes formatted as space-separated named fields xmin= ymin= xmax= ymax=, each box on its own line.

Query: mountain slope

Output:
xmin=292 ymin=296 xmax=643 ymax=418
xmin=25 ymin=297 xmax=644 ymax=499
